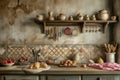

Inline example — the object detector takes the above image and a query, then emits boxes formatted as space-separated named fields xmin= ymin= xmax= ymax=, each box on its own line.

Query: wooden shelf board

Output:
xmin=38 ymin=20 xmax=117 ymax=23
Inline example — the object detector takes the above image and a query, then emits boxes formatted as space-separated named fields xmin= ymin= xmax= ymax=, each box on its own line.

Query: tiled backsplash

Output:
xmin=0 ymin=44 xmax=105 ymax=63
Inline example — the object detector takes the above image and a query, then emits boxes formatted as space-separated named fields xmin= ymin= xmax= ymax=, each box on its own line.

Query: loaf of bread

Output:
xmin=60 ymin=60 xmax=77 ymax=67
xmin=28 ymin=62 xmax=48 ymax=69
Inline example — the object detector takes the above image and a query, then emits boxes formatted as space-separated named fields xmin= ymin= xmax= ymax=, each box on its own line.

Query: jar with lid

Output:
xmin=37 ymin=14 xmax=44 ymax=21
xmin=74 ymin=53 xmax=80 ymax=63
xmin=69 ymin=16 xmax=73 ymax=20
xmin=91 ymin=15 xmax=96 ymax=20
xmin=84 ymin=15 xmax=90 ymax=20
xmin=58 ymin=13 xmax=66 ymax=20
xmin=98 ymin=9 xmax=109 ymax=20
xmin=48 ymin=11 xmax=54 ymax=21
xmin=76 ymin=13 xmax=83 ymax=20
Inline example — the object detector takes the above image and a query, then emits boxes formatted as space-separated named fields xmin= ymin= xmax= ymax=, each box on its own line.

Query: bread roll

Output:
xmin=29 ymin=64 xmax=34 ymax=69
xmin=40 ymin=62 xmax=48 ymax=68
xmin=34 ymin=62 xmax=40 ymax=69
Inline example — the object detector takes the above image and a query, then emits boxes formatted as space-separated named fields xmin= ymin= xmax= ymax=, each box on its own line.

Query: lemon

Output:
xmin=97 ymin=57 xmax=104 ymax=64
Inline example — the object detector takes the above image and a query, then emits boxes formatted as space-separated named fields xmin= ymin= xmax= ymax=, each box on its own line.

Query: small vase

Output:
xmin=106 ymin=52 xmax=115 ymax=63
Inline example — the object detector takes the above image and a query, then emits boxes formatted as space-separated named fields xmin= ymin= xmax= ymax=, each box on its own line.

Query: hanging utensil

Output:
xmin=53 ymin=27 xmax=56 ymax=40
xmin=60 ymin=27 xmax=63 ymax=37
xmin=56 ymin=27 xmax=59 ymax=40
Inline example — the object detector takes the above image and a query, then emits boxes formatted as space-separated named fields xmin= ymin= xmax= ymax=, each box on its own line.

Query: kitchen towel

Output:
xmin=88 ymin=62 xmax=120 ymax=71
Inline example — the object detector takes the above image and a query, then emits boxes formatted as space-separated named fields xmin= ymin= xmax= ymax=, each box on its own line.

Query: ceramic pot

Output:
xmin=84 ymin=15 xmax=90 ymax=20
xmin=106 ymin=52 xmax=115 ymax=63
xmin=59 ymin=13 xmax=66 ymax=20
xmin=98 ymin=9 xmax=109 ymax=20
xmin=76 ymin=13 xmax=83 ymax=20
xmin=91 ymin=15 xmax=96 ymax=20
xmin=37 ymin=15 xmax=44 ymax=21
xmin=48 ymin=11 xmax=53 ymax=17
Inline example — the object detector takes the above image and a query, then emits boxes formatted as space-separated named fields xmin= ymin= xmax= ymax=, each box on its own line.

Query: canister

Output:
xmin=106 ymin=52 xmax=115 ymax=63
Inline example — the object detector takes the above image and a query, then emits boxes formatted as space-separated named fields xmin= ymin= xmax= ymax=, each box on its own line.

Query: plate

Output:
xmin=23 ymin=66 xmax=51 ymax=73
xmin=2 ymin=63 xmax=15 ymax=67
xmin=0 ymin=66 xmax=17 ymax=69
xmin=64 ymin=27 xmax=72 ymax=35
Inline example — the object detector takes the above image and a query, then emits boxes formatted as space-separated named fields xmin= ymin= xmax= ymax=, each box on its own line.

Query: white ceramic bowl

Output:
xmin=2 ymin=63 xmax=15 ymax=67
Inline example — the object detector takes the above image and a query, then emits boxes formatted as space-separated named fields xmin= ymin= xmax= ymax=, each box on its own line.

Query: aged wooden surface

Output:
xmin=0 ymin=65 xmax=120 ymax=75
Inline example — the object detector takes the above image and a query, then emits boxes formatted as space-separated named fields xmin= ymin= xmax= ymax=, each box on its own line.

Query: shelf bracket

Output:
xmin=43 ymin=22 xmax=46 ymax=33
xmin=103 ymin=22 xmax=109 ymax=33
xmin=82 ymin=22 xmax=86 ymax=33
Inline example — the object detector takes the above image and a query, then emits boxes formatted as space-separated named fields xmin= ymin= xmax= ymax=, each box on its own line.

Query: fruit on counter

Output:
xmin=81 ymin=64 xmax=87 ymax=68
xmin=2 ymin=58 xmax=15 ymax=64
xmin=89 ymin=59 xmax=95 ymax=64
xmin=59 ymin=59 xmax=77 ymax=67
xmin=97 ymin=57 xmax=104 ymax=64
xmin=46 ymin=59 xmax=54 ymax=64
xmin=28 ymin=62 xmax=48 ymax=69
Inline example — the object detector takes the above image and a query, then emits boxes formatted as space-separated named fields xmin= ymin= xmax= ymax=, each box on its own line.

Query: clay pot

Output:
xmin=98 ymin=9 xmax=109 ymax=20
xmin=91 ymin=15 xmax=96 ymax=20
xmin=48 ymin=11 xmax=55 ymax=21
xmin=76 ymin=13 xmax=83 ymax=20
xmin=59 ymin=13 xmax=66 ymax=20
xmin=84 ymin=15 xmax=90 ymax=20
xmin=37 ymin=15 xmax=44 ymax=21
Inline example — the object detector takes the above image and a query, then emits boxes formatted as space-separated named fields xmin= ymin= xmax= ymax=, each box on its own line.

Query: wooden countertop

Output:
xmin=0 ymin=65 xmax=120 ymax=75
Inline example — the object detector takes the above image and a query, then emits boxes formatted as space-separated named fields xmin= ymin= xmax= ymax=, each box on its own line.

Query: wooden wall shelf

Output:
xmin=35 ymin=19 xmax=117 ymax=40
xmin=37 ymin=20 xmax=117 ymax=32
xmin=38 ymin=20 xmax=117 ymax=26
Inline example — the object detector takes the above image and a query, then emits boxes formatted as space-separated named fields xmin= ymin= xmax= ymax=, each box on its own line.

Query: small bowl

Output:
xmin=111 ymin=16 xmax=117 ymax=20
xmin=2 ymin=63 xmax=15 ymax=67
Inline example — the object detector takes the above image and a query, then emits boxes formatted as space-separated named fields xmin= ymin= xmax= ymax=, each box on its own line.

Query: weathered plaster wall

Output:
xmin=0 ymin=0 xmax=110 ymax=45
xmin=114 ymin=0 xmax=120 ymax=44
xmin=113 ymin=0 xmax=120 ymax=63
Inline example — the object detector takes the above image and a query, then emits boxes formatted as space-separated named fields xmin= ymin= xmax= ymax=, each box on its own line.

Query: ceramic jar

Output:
xmin=37 ymin=14 xmax=44 ymax=21
xmin=48 ymin=11 xmax=54 ymax=21
xmin=91 ymin=15 xmax=96 ymax=20
xmin=106 ymin=52 xmax=115 ymax=63
xmin=98 ymin=9 xmax=109 ymax=20
xmin=84 ymin=15 xmax=90 ymax=20
xmin=59 ymin=13 xmax=66 ymax=20
xmin=74 ymin=53 xmax=80 ymax=63
xmin=111 ymin=16 xmax=117 ymax=20
xmin=76 ymin=13 xmax=83 ymax=20
xmin=69 ymin=16 xmax=73 ymax=20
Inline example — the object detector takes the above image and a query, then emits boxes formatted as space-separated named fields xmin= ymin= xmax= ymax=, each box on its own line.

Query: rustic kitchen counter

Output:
xmin=0 ymin=65 xmax=120 ymax=75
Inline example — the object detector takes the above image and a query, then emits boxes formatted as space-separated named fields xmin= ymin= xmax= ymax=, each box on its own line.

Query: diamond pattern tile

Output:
xmin=0 ymin=45 xmax=105 ymax=63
